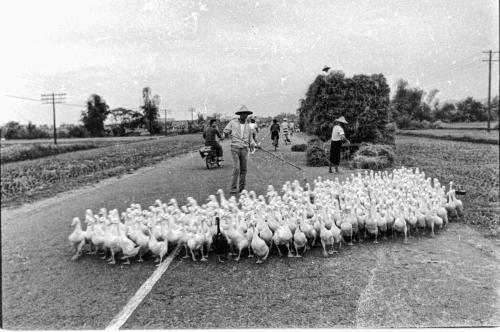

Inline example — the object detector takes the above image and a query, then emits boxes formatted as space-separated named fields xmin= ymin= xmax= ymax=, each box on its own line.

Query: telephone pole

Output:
xmin=163 ymin=109 xmax=168 ymax=136
xmin=41 ymin=93 xmax=66 ymax=144
xmin=482 ymin=50 xmax=500 ymax=132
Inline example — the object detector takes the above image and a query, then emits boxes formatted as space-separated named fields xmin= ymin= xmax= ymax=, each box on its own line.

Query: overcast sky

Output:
xmin=0 ymin=0 xmax=498 ymax=125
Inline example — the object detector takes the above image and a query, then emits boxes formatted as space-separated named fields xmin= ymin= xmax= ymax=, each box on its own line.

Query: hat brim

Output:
xmin=335 ymin=119 xmax=348 ymax=124
xmin=235 ymin=111 xmax=253 ymax=115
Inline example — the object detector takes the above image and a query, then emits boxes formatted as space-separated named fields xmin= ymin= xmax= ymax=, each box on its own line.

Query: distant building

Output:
xmin=158 ymin=117 xmax=176 ymax=122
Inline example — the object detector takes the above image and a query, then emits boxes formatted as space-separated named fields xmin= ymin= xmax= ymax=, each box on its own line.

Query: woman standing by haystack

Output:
xmin=329 ymin=116 xmax=350 ymax=173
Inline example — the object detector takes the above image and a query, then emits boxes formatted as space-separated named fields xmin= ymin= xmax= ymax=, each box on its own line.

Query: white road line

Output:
xmin=105 ymin=244 xmax=181 ymax=330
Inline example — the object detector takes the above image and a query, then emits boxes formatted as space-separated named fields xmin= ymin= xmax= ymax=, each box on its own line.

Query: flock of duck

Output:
xmin=68 ymin=167 xmax=464 ymax=265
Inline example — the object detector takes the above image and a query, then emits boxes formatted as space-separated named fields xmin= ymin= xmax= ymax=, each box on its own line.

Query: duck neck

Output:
xmin=75 ymin=219 xmax=82 ymax=231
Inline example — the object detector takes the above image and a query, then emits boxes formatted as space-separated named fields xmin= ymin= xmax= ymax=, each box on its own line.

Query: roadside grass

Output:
xmin=398 ymin=129 xmax=499 ymax=145
xmin=437 ymin=121 xmax=499 ymax=129
xmin=0 ymin=136 xmax=155 ymax=147
xmin=0 ymin=134 xmax=204 ymax=207
xmin=394 ymin=135 xmax=499 ymax=234
xmin=1 ymin=143 xmax=99 ymax=163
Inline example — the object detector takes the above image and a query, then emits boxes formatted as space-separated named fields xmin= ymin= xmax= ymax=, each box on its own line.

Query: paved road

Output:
xmin=2 ymin=133 xmax=500 ymax=329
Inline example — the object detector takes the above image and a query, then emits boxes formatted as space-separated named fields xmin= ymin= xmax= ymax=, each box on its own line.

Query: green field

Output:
xmin=1 ymin=134 xmax=204 ymax=207
xmin=398 ymin=128 xmax=499 ymax=144
xmin=0 ymin=136 xmax=155 ymax=147
xmin=0 ymin=136 xmax=163 ymax=164
xmin=437 ymin=121 xmax=499 ymax=129
xmin=395 ymin=135 xmax=499 ymax=232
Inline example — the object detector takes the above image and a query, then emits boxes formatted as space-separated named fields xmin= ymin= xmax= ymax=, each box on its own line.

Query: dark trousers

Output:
xmin=230 ymin=146 xmax=248 ymax=193
xmin=205 ymin=141 xmax=223 ymax=158
xmin=330 ymin=140 xmax=342 ymax=166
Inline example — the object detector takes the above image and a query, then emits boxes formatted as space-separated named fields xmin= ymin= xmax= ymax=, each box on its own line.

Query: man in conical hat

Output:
xmin=223 ymin=105 xmax=257 ymax=194
xmin=329 ymin=116 xmax=350 ymax=174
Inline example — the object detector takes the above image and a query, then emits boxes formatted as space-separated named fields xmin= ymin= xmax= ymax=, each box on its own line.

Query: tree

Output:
xmin=489 ymin=95 xmax=499 ymax=121
xmin=81 ymin=94 xmax=110 ymax=136
xmin=67 ymin=124 xmax=89 ymax=138
xmin=109 ymin=107 xmax=144 ymax=134
xmin=4 ymin=121 xmax=25 ymax=139
xmin=390 ymin=79 xmax=425 ymax=121
xmin=456 ymin=97 xmax=487 ymax=122
xmin=25 ymin=122 xmax=50 ymax=139
xmin=434 ymin=102 xmax=456 ymax=121
xmin=141 ymin=87 xmax=161 ymax=134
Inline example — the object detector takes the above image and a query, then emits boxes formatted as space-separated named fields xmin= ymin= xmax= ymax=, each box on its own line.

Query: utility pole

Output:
xmin=41 ymin=93 xmax=66 ymax=144
xmin=163 ymin=109 xmax=167 ymax=136
xmin=482 ymin=50 xmax=500 ymax=132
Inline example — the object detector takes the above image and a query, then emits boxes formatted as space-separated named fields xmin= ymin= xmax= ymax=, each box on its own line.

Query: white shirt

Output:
xmin=240 ymin=123 xmax=245 ymax=137
xmin=281 ymin=122 xmax=289 ymax=132
xmin=331 ymin=125 xmax=345 ymax=141
xmin=249 ymin=123 xmax=257 ymax=131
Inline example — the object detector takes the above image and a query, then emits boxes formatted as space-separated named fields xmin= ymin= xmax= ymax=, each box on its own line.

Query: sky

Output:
xmin=0 ymin=0 xmax=498 ymax=125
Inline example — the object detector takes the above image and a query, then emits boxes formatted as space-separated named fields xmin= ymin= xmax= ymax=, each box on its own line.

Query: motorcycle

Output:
xmin=199 ymin=146 xmax=221 ymax=169
xmin=199 ymin=134 xmax=224 ymax=169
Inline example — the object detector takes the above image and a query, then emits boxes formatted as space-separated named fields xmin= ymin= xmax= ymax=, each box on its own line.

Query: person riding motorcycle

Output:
xmin=203 ymin=119 xmax=223 ymax=162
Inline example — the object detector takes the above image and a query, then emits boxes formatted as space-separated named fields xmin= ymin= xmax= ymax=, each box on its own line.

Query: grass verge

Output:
xmin=395 ymin=135 xmax=499 ymax=234
xmin=397 ymin=130 xmax=499 ymax=145
xmin=1 ymin=135 xmax=204 ymax=207
xmin=1 ymin=143 xmax=99 ymax=163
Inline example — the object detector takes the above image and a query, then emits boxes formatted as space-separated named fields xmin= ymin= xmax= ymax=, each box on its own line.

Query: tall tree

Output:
xmin=81 ymin=94 xmax=110 ymax=136
xmin=456 ymin=97 xmax=486 ymax=122
xmin=390 ymin=79 xmax=425 ymax=121
xmin=141 ymin=87 xmax=161 ymax=134
xmin=433 ymin=102 xmax=456 ymax=121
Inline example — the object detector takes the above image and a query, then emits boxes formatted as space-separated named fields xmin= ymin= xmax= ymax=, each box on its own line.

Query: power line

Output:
xmin=416 ymin=63 xmax=485 ymax=90
xmin=415 ymin=59 xmax=483 ymax=84
xmin=4 ymin=94 xmax=41 ymax=102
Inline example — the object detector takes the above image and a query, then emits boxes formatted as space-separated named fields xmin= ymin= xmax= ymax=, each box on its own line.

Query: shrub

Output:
xmin=396 ymin=116 xmax=412 ymax=129
xmin=307 ymin=138 xmax=324 ymax=146
xmin=432 ymin=120 xmax=444 ymax=129
xmin=421 ymin=120 xmax=431 ymax=128
xmin=408 ymin=120 xmax=425 ymax=129
xmin=291 ymin=144 xmax=307 ymax=152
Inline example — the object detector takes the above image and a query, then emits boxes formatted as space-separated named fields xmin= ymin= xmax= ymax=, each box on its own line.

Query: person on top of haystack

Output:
xmin=270 ymin=118 xmax=280 ymax=146
xmin=281 ymin=118 xmax=291 ymax=144
xmin=329 ymin=116 xmax=350 ymax=174
xmin=223 ymin=106 xmax=257 ymax=195
xmin=203 ymin=118 xmax=224 ymax=163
